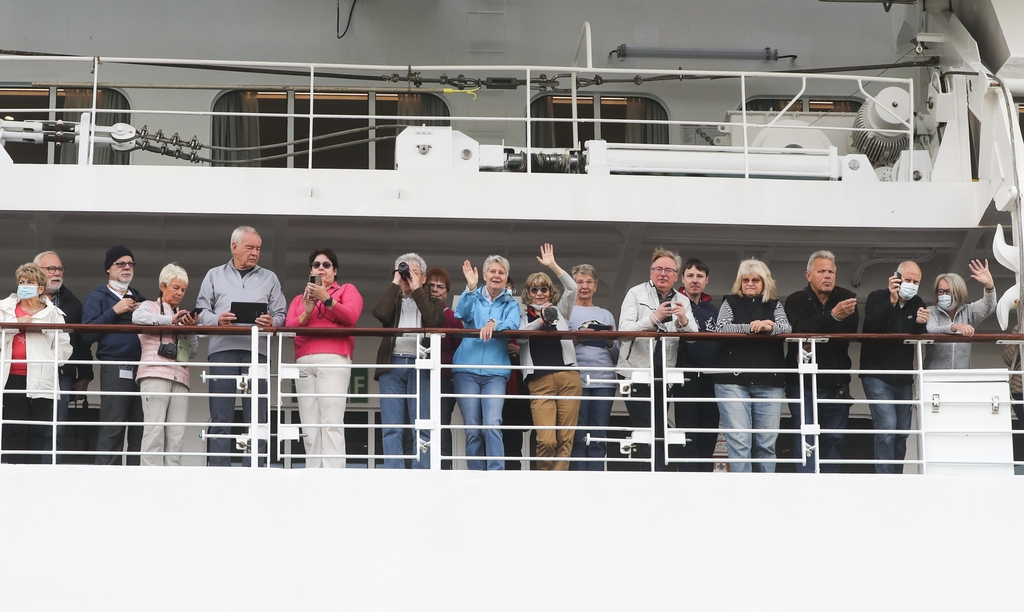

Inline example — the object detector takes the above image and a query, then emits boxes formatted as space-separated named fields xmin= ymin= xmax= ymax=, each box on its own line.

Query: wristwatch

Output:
xmin=324 ymin=297 xmax=335 ymax=308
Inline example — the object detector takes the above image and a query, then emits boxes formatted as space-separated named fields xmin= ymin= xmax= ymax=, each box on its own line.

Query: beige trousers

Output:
xmin=527 ymin=370 xmax=582 ymax=470
xmin=139 ymin=377 xmax=188 ymax=466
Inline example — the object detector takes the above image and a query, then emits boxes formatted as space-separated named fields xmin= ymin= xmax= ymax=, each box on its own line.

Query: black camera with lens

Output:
xmin=542 ymin=306 xmax=559 ymax=326
xmin=397 ymin=261 xmax=411 ymax=281
xmin=157 ymin=342 xmax=178 ymax=359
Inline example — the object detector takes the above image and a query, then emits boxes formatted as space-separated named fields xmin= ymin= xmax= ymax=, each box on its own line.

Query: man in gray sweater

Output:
xmin=196 ymin=226 xmax=287 ymax=466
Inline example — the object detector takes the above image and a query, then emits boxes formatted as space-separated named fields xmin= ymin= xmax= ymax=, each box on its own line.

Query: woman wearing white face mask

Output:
xmin=0 ymin=263 xmax=72 ymax=464
xmin=924 ymin=259 xmax=996 ymax=369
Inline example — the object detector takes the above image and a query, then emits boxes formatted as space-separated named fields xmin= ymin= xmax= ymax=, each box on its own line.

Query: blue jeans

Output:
xmin=208 ymin=350 xmax=268 ymax=467
xmin=716 ymin=383 xmax=784 ymax=473
xmin=453 ymin=372 xmax=505 ymax=470
xmin=570 ymin=385 xmax=615 ymax=471
xmin=862 ymin=376 xmax=914 ymax=474
xmin=787 ymin=380 xmax=851 ymax=474
xmin=378 ymin=356 xmax=430 ymax=469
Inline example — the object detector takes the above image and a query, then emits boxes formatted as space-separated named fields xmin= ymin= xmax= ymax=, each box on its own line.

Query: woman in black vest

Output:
xmin=714 ymin=259 xmax=791 ymax=473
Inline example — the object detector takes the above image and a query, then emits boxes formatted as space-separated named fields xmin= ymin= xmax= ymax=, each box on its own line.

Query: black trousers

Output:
xmin=2 ymin=375 xmax=54 ymax=464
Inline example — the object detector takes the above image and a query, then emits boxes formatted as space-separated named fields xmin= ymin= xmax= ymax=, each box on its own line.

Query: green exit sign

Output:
xmin=348 ymin=367 xmax=368 ymax=404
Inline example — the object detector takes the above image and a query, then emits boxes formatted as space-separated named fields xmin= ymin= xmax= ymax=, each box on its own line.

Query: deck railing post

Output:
xmin=428 ymin=332 xmax=443 ymax=470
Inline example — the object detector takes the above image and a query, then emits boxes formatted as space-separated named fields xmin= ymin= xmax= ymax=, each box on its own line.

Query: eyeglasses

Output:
xmin=112 ymin=260 xmax=135 ymax=269
xmin=42 ymin=266 xmax=65 ymax=274
xmin=937 ymin=289 xmax=953 ymax=296
xmin=425 ymin=282 xmax=446 ymax=291
xmin=651 ymin=267 xmax=678 ymax=275
xmin=741 ymin=278 xmax=762 ymax=285
xmin=311 ymin=261 xmax=333 ymax=269
xmin=528 ymin=286 xmax=550 ymax=294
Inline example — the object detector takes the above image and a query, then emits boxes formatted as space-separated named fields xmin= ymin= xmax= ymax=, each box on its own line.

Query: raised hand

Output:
xmin=968 ymin=259 xmax=995 ymax=290
xmin=536 ymin=243 xmax=564 ymax=276
xmin=462 ymin=260 xmax=479 ymax=291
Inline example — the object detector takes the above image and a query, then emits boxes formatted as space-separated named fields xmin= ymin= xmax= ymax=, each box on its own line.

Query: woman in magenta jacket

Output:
xmin=286 ymin=248 xmax=363 ymax=468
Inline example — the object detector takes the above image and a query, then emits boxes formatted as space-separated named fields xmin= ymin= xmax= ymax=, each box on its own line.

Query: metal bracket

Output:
xmin=992 ymin=396 xmax=1000 ymax=414
xmin=931 ymin=393 xmax=940 ymax=413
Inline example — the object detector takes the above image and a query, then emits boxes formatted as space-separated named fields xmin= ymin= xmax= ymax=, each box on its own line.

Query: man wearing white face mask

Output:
xmin=82 ymin=245 xmax=146 ymax=465
xmin=859 ymin=260 xmax=929 ymax=474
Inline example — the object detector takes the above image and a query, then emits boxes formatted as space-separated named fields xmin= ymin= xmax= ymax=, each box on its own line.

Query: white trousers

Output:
xmin=296 ymin=354 xmax=351 ymax=468
xmin=139 ymin=377 xmax=189 ymax=466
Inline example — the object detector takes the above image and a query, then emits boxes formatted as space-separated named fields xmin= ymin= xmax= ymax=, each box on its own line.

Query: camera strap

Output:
xmin=157 ymin=297 xmax=178 ymax=343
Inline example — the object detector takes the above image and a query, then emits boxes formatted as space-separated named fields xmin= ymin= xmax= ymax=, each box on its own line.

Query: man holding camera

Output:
xmin=195 ymin=226 xmax=287 ymax=466
xmin=82 ymin=245 xmax=147 ymax=465
xmin=371 ymin=253 xmax=444 ymax=469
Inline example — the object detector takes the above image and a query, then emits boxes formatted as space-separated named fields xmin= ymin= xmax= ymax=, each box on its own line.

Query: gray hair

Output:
xmin=159 ymin=263 xmax=189 ymax=287
xmin=230 ymin=225 xmax=259 ymax=248
xmin=570 ymin=263 xmax=597 ymax=282
xmin=395 ymin=253 xmax=427 ymax=275
xmin=33 ymin=251 xmax=58 ymax=265
xmin=933 ymin=272 xmax=968 ymax=306
xmin=806 ymin=250 xmax=836 ymax=272
xmin=483 ymin=255 xmax=510 ymax=276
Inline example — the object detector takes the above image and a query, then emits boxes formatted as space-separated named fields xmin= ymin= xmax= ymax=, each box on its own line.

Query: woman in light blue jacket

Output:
xmin=453 ymin=255 xmax=521 ymax=470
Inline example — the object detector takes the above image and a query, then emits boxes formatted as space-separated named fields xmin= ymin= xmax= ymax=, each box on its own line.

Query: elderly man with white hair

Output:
xmin=195 ymin=226 xmax=287 ymax=467
xmin=372 ymin=252 xmax=445 ymax=469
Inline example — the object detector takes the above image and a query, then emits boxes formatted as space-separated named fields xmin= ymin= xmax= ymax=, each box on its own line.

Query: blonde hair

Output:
xmin=15 ymin=263 xmax=46 ymax=288
xmin=650 ymin=247 xmax=682 ymax=273
xmin=524 ymin=271 xmax=561 ymax=304
xmin=729 ymin=259 xmax=778 ymax=302
xmin=159 ymin=263 xmax=189 ymax=287
xmin=933 ymin=272 xmax=968 ymax=306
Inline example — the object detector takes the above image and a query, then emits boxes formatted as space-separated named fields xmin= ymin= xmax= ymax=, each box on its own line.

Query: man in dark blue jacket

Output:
xmin=671 ymin=259 xmax=720 ymax=472
xmin=82 ymin=245 xmax=146 ymax=465
xmin=784 ymin=250 xmax=858 ymax=473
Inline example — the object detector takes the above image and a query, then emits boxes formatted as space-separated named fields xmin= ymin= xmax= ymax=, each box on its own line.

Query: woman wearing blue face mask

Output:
xmin=0 ymin=263 xmax=72 ymax=463
xmin=924 ymin=259 xmax=996 ymax=369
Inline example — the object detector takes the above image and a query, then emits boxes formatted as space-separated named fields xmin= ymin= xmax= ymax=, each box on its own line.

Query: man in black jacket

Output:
xmin=784 ymin=251 xmax=858 ymax=473
xmin=860 ymin=260 xmax=929 ymax=474
xmin=35 ymin=251 xmax=94 ymax=462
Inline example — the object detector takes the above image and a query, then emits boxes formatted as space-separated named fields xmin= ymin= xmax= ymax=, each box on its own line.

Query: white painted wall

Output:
xmin=0 ymin=466 xmax=1021 ymax=610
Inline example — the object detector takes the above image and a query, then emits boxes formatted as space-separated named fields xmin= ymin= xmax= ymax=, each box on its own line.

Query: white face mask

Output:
xmin=109 ymin=279 xmax=129 ymax=293
xmin=937 ymin=295 xmax=955 ymax=310
xmin=17 ymin=285 xmax=39 ymax=300
xmin=898 ymin=282 xmax=918 ymax=301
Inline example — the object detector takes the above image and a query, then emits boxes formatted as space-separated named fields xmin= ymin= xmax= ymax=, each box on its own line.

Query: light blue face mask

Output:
xmin=898 ymin=282 xmax=918 ymax=301
xmin=17 ymin=285 xmax=39 ymax=300
xmin=938 ymin=295 xmax=955 ymax=310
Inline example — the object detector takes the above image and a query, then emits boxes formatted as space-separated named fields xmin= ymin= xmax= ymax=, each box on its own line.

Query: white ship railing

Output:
xmin=0 ymin=323 xmax=1021 ymax=473
xmin=0 ymin=53 xmax=918 ymax=176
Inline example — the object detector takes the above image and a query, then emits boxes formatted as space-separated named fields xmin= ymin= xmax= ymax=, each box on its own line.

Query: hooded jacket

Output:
xmin=452 ymin=287 xmax=521 ymax=379
xmin=0 ymin=295 xmax=72 ymax=399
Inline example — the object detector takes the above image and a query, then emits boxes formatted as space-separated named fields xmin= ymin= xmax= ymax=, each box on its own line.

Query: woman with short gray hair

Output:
xmin=133 ymin=263 xmax=199 ymax=466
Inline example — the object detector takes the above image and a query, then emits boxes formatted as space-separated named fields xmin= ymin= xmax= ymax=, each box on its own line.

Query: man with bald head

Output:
xmin=859 ymin=260 xmax=929 ymax=474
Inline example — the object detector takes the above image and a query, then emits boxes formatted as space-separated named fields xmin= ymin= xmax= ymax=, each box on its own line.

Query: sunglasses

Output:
xmin=528 ymin=286 xmax=550 ymax=294
xmin=311 ymin=261 xmax=333 ymax=269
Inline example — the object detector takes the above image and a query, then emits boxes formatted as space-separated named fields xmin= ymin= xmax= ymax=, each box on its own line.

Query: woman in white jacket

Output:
xmin=924 ymin=259 xmax=996 ymax=369
xmin=616 ymin=248 xmax=697 ymax=470
xmin=0 ymin=263 xmax=72 ymax=464
xmin=519 ymin=244 xmax=581 ymax=470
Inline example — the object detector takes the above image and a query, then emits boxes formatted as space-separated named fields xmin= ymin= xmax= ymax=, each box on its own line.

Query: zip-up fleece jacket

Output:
xmin=859 ymin=288 xmax=927 ymax=386
xmin=82 ymin=284 xmax=147 ymax=362
xmin=784 ymin=284 xmax=859 ymax=389
xmin=0 ymin=294 xmax=72 ymax=399
xmin=133 ymin=299 xmax=199 ymax=388
xmin=924 ymin=288 xmax=996 ymax=369
xmin=616 ymin=281 xmax=697 ymax=379
xmin=195 ymin=262 xmax=287 ymax=356
xmin=453 ymin=288 xmax=521 ymax=379
xmin=518 ymin=270 xmax=577 ymax=378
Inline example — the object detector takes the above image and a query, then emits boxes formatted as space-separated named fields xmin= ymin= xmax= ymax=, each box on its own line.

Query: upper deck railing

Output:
xmin=0 ymin=52 xmax=920 ymax=178
xmin=0 ymin=322 xmax=1019 ymax=474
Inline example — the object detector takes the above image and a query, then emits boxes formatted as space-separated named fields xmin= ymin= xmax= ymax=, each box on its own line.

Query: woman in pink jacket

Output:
xmin=133 ymin=263 xmax=198 ymax=466
xmin=286 ymin=248 xmax=363 ymax=468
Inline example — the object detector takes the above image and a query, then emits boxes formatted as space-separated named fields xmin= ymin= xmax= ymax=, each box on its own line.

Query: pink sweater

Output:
xmin=286 ymin=282 xmax=363 ymax=359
